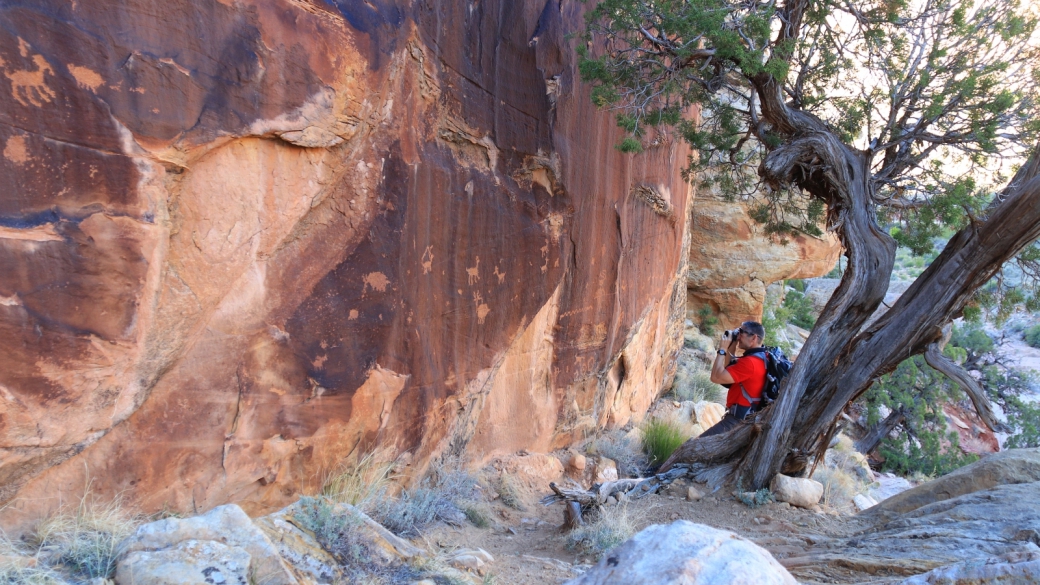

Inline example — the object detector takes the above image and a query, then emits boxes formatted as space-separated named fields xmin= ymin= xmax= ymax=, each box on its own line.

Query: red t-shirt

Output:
xmin=725 ymin=353 xmax=766 ymax=408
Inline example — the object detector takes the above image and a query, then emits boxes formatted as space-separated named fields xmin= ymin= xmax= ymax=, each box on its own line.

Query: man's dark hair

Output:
xmin=741 ymin=321 xmax=765 ymax=340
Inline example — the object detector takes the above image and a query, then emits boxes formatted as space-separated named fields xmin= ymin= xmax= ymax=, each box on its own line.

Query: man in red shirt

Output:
xmin=701 ymin=321 xmax=767 ymax=437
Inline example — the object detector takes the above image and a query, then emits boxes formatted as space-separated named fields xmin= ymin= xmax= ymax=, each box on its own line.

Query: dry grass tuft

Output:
xmin=24 ymin=492 xmax=141 ymax=581
xmin=591 ymin=430 xmax=646 ymax=478
xmin=671 ymin=352 xmax=723 ymax=404
xmin=0 ymin=538 xmax=66 ymax=585
xmin=815 ymin=466 xmax=860 ymax=508
xmin=322 ymin=449 xmax=398 ymax=513
xmin=493 ymin=473 xmax=526 ymax=511
xmin=565 ymin=504 xmax=634 ymax=558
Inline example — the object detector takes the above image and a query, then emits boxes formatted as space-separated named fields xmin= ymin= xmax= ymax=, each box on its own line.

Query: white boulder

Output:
xmin=118 ymin=504 xmax=298 ymax=585
xmin=564 ymin=521 xmax=797 ymax=585
xmin=770 ymin=474 xmax=823 ymax=509
xmin=115 ymin=539 xmax=251 ymax=585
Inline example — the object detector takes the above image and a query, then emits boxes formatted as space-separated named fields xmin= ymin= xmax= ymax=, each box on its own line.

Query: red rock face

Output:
xmin=686 ymin=191 xmax=841 ymax=327
xmin=0 ymin=0 xmax=690 ymax=528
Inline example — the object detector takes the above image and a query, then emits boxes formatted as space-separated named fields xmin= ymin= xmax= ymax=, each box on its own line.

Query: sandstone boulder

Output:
xmin=564 ymin=521 xmax=797 ymax=585
xmin=115 ymin=540 xmax=251 ymax=585
xmin=693 ymin=402 xmax=725 ymax=430
xmin=593 ymin=457 xmax=619 ymax=484
xmin=120 ymin=504 xmax=297 ymax=585
xmin=898 ymin=547 xmax=1040 ymax=584
xmin=770 ymin=474 xmax=823 ymax=509
xmin=865 ymin=448 xmax=1040 ymax=518
xmin=779 ymin=478 xmax=1040 ymax=581
xmin=687 ymin=195 xmax=841 ymax=325
xmin=254 ymin=505 xmax=343 ymax=584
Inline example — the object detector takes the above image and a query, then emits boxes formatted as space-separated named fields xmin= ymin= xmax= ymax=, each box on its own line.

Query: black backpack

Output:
xmin=744 ymin=346 xmax=792 ymax=406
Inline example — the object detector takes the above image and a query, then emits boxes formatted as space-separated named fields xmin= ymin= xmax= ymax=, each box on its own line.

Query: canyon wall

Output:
xmin=0 ymin=0 xmax=692 ymax=529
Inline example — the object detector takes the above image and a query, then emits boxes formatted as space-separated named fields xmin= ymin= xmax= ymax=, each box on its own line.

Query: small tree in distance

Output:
xmin=577 ymin=0 xmax=1040 ymax=487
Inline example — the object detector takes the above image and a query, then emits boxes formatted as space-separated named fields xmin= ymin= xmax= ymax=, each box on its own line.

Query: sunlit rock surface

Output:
xmin=0 ymin=0 xmax=693 ymax=530
xmin=687 ymin=191 xmax=841 ymax=327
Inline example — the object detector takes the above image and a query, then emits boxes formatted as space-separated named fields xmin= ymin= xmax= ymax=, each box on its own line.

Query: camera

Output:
xmin=723 ymin=328 xmax=743 ymax=339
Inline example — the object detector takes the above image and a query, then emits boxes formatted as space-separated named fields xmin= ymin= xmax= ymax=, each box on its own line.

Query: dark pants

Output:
xmin=700 ymin=405 xmax=752 ymax=438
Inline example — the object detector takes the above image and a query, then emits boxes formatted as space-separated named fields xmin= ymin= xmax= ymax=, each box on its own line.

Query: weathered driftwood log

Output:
xmin=542 ymin=466 xmax=692 ymax=522
xmin=563 ymin=501 xmax=584 ymax=530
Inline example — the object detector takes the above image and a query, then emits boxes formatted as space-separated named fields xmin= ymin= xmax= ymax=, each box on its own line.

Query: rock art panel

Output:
xmin=0 ymin=0 xmax=692 ymax=531
xmin=687 ymin=190 xmax=841 ymax=327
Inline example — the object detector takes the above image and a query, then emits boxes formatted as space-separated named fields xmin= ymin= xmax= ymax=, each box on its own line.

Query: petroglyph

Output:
xmin=421 ymin=245 xmax=434 ymax=274
xmin=467 ymin=257 xmax=480 ymax=284
xmin=6 ymin=49 xmax=56 ymax=107
xmin=67 ymin=65 xmax=104 ymax=91
xmin=363 ymin=272 xmax=389 ymax=293
xmin=3 ymin=135 xmax=28 ymax=165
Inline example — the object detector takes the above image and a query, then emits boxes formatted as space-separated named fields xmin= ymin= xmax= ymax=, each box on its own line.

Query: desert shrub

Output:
xmin=373 ymin=464 xmax=489 ymax=537
xmin=493 ymin=474 xmax=526 ymax=511
xmin=592 ymin=431 xmax=646 ymax=478
xmin=861 ymin=352 xmax=980 ymax=477
xmin=878 ymin=425 xmax=979 ymax=478
xmin=565 ymin=505 xmax=634 ymax=558
xmin=322 ymin=449 xmax=396 ymax=513
xmin=295 ymin=496 xmax=374 ymax=566
xmin=374 ymin=485 xmax=460 ymax=538
xmin=696 ymin=306 xmax=718 ymax=336
xmin=461 ymin=502 xmax=493 ymax=528
xmin=671 ymin=359 xmax=723 ymax=404
xmin=787 ymin=279 xmax=806 ymax=292
xmin=761 ymin=304 xmax=794 ymax=353
xmin=1025 ymin=324 xmax=1040 ymax=348
xmin=26 ymin=494 xmax=141 ymax=581
xmin=641 ymin=419 xmax=687 ymax=466
xmin=735 ymin=488 xmax=774 ymax=508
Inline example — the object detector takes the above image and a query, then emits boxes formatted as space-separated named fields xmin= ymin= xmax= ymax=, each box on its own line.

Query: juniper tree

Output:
xmin=577 ymin=0 xmax=1040 ymax=487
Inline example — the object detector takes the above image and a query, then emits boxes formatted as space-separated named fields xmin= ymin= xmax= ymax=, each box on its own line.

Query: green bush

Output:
xmin=696 ymin=306 xmax=718 ymax=337
xmin=295 ymin=496 xmax=378 ymax=566
xmin=1025 ymin=324 xmax=1040 ymax=348
xmin=641 ymin=419 xmax=687 ymax=465
xmin=782 ymin=289 xmax=816 ymax=329
xmin=787 ymin=278 xmax=806 ymax=292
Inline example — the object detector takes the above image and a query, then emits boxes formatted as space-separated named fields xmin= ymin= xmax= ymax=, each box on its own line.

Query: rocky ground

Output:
xmin=424 ymin=475 xmax=867 ymax=585
xmin=423 ymin=447 xmax=1040 ymax=585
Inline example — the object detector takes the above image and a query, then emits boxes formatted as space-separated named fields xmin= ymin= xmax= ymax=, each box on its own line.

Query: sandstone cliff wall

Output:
xmin=0 ymin=0 xmax=691 ymax=529
xmin=686 ymin=191 xmax=841 ymax=327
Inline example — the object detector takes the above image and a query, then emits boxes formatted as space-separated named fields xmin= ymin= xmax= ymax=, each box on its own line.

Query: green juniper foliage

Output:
xmin=1025 ymin=324 xmax=1040 ymax=348
xmin=861 ymin=322 xmax=1040 ymax=474
xmin=578 ymin=0 xmax=1040 ymax=244
xmin=863 ymin=354 xmax=979 ymax=477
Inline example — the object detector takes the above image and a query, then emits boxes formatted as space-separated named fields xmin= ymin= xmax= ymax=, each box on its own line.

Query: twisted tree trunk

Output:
xmin=663 ymin=143 xmax=1040 ymax=488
